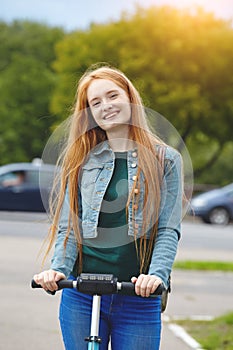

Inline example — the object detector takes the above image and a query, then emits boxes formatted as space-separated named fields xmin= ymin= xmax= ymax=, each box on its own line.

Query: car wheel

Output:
xmin=208 ymin=207 xmax=230 ymax=225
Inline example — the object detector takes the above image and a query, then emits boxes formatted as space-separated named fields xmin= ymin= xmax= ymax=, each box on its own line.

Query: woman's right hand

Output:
xmin=33 ymin=269 xmax=66 ymax=292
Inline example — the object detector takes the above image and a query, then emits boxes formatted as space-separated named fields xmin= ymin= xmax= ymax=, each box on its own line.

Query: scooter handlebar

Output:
xmin=119 ymin=281 xmax=165 ymax=296
xmin=31 ymin=279 xmax=75 ymax=290
xmin=31 ymin=273 xmax=165 ymax=296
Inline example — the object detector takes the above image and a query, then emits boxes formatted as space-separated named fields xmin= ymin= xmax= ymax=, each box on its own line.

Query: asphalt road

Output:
xmin=0 ymin=212 xmax=232 ymax=350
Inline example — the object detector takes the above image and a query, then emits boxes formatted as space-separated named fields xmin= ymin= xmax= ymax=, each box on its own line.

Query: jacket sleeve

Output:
xmin=148 ymin=147 xmax=183 ymax=289
xmin=50 ymin=187 xmax=79 ymax=277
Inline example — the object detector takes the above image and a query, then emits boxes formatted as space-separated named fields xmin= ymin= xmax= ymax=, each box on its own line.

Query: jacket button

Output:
xmin=132 ymin=175 xmax=137 ymax=181
xmin=131 ymin=162 xmax=137 ymax=168
xmin=132 ymin=151 xmax=137 ymax=158
xmin=134 ymin=188 xmax=139 ymax=194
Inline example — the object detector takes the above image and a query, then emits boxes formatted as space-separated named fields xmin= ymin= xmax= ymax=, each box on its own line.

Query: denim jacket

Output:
xmin=51 ymin=141 xmax=183 ymax=289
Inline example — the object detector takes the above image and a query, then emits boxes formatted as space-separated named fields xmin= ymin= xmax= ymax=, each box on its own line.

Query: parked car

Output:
xmin=190 ymin=183 xmax=233 ymax=225
xmin=0 ymin=161 xmax=56 ymax=212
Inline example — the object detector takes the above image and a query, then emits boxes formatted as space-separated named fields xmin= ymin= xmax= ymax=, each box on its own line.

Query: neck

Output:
xmin=108 ymin=138 xmax=135 ymax=152
xmin=106 ymin=125 xmax=134 ymax=152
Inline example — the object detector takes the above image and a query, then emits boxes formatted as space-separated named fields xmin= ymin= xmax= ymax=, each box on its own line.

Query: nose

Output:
xmin=103 ymin=102 xmax=113 ymax=111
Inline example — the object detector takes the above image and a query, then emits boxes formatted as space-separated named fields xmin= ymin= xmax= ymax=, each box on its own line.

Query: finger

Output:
xmin=150 ymin=279 xmax=162 ymax=294
xmin=41 ymin=270 xmax=55 ymax=291
xmin=55 ymin=272 xmax=66 ymax=282
xmin=142 ymin=277 xmax=155 ymax=297
xmin=135 ymin=274 xmax=145 ymax=295
xmin=131 ymin=276 xmax=137 ymax=283
xmin=35 ymin=273 xmax=47 ymax=290
xmin=33 ymin=274 xmax=43 ymax=288
xmin=139 ymin=275 xmax=153 ymax=297
xmin=33 ymin=274 xmax=39 ymax=284
xmin=46 ymin=270 xmax=59 ymax=291
xmin=136 ymin=275 xmax=162 ymax=297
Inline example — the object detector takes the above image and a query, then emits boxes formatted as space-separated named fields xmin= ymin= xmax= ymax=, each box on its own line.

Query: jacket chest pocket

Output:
xmin=81 ymin=165 xmax=104 ymax=186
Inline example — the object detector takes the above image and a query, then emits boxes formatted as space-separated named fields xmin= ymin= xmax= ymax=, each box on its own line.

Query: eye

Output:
xmin=92 ymin=101 xmax=100 ymax=107
xmin=110 ymin=93 xmax=118 ymax=99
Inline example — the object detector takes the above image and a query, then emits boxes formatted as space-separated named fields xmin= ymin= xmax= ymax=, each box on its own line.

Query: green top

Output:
xmin=80 ymin=152 xmax=140 ymax=281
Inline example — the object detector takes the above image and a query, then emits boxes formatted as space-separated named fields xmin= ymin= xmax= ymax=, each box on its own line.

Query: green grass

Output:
xmin=176 ymin=312 xmax=233 ymax=350
xmin=174 ymin=261 xmax=233 ymax=272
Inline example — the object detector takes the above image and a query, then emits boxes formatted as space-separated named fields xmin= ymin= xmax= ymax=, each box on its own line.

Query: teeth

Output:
xmin=104 ymin=112 xmax=117 ymax=120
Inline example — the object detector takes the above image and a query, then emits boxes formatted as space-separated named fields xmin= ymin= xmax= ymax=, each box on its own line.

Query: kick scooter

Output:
xmin=32 ymin=273 xmax=164 ymax=350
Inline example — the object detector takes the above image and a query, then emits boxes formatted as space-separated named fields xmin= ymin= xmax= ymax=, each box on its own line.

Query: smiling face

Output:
xmin=87 ymin=79 xmax=131 ymax=133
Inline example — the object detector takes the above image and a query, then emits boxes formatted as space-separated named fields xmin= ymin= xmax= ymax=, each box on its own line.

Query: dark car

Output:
xmin=190 ymin=183 xmax=233 ymax=225
xmin=0 ymin=161 xmax=56 ymax=212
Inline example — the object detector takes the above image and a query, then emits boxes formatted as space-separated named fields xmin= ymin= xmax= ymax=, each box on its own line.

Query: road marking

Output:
xmin=168 ymin=323 xmax=204 ymax=349
xmin=162 ymin=315 xmax=213 ymax=349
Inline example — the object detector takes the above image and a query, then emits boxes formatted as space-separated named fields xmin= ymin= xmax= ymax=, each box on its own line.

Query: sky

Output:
xmin=1 ymin=0 xmax=233 ymax=31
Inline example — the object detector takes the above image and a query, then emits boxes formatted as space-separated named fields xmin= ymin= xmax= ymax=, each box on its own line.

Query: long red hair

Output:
xmin=44 ymin=64 xmax=164 ymax=274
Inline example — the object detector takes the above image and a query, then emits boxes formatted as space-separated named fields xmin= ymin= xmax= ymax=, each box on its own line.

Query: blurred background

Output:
xmin=0 ymin=0 xmax=232 ymax=187
xmin=0 ymin=2 xmax=233 ymax=349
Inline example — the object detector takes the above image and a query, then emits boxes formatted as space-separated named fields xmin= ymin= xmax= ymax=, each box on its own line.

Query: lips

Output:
xmin=103 ymin=110 xmax=119 ymax=120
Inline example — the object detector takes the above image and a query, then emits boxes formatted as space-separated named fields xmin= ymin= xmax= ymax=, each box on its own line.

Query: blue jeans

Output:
xmin=59 ymin=281 xmax=162 ymax=350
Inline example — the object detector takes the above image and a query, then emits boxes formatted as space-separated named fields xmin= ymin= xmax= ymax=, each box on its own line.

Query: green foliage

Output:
xmin=0 ymin=21 xmax=64 ymax=164
xmin=1 ymin=8 xmax=233 ymax=186
xmin=194 ymin=142 xmax=233 ymax=185
xmin=174 ymin=260 xmax=233 ymax=272
xmin=50 ymin=6 xmax=233 ymax=184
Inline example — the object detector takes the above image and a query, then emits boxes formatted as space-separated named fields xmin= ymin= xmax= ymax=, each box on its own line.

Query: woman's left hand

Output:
xmin=131 ymin=274 xmax=162 ymax=297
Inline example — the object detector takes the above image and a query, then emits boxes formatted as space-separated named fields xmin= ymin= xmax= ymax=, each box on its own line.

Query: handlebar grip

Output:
xmin=120 ymin=282 xmax=135 ymax=295
xmin=153 ymin=283 xmax=165 ymax=295
xmin=120 ymin=282 xmax=165 ymax=296
xmin=31 ymin=279 xmax=74 ymax=290
xmin=56 ymin=280 xmax=74 ymax=289
xmin=31 ymin=279 xmax=42 ymax=288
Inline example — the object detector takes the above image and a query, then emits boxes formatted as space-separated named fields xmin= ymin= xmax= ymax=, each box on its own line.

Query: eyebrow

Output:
xmin=89 ymin=89 xmax=119 ymax=104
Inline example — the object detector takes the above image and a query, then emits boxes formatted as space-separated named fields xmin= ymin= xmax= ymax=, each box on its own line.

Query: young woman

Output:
xmin=34 ymin=64 xmax=183 ymax=350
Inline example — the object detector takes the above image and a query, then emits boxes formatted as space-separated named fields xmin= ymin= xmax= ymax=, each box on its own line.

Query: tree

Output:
xmin=0 ymin=21 xmax=64 ymax=164
xmin=50 ymin=6 xmax=233 ymax=183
